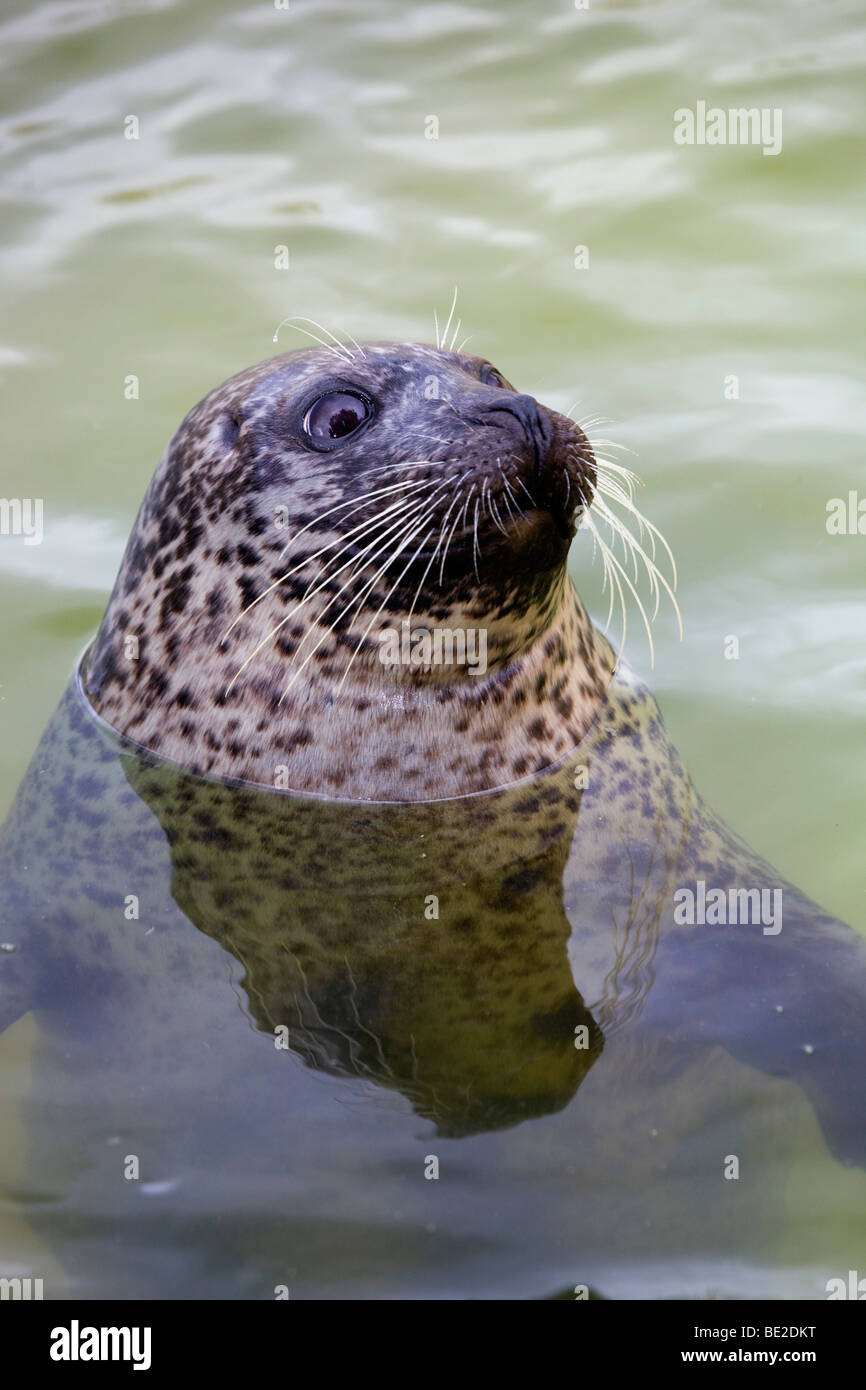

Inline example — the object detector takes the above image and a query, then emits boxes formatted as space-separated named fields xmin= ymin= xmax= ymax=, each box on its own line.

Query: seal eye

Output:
xmin=480 ymin=363 xmax=511 ymax=390
xmin=303 ymin=391 xmax=371 ymax=445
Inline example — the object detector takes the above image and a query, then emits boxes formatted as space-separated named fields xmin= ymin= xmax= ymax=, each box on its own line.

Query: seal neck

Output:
xmin=84 ymin=576 xmax=615 ymax=800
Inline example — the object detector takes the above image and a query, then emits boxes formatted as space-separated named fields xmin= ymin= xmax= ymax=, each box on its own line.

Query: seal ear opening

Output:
xmin=221 ymin=411 xmax=242 ymax=451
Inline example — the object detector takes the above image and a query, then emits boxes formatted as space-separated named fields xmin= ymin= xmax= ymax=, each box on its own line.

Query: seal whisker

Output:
xmin=293 ymin=500 xmax=428 ymax=602
xmin=489 ymin=494 xmax=508 ymax=536
xmin=363 ymin=457 xmax=456 ymax=477
xmin=595 ymin=475 xmax=657 ymax=562
xmin=221 ymin=483 xmax=432 ymax=641
xmin=282 ymin=503 xmax=447 ymax=702
xmin=588 ymin=449 xmax=642 ymax=498
xmin=405 ymin=479 xmax=469 ymax=622
xmin=592 ymin=493 xmax=682 ymax=635
xmin=498 ymin=467 xmax=526 ymax=520
xmin=438 ymin=490 xmax=468 ymax=585
xmin=261 ymin=535 xmax=417 ymax=696
xmin=289 ymin=491 xmax=444 ymax=617
xmin=482 ymin=476 xmax=502 ymax=537
xmin=226 ymin=490 xmax=446 ymax=690
xmin=435 ymin=285 xmax=459 ymax=353
xmin=592 ymin=478 xmax=680 ymax=619
xmin=400 ymin=425 xmax=450 ymax=439
xmin=593 ymin=462 xmax=639 ymax=506
xmin=277 ymin=477 xmax=431 ymax=561
xmin=594 ymin=491 xmax=643 ymax=585
xmin=586 ymin=437 xmax=637 ymax=458
xmin=335 ymin=519 xmax=441 ymax=695
xmin=570 ymin=411 xmax=611 ymax=432
xmin=594 ymin=467 xmax=678 ymax=587
xmin=586 ymin=509 xmax=663 ymax=664
xmin=592 ymin=526 xmax=618 ymax=635
xmin=272 ymin=317 xmax=353 ymax=361
xmin=584 ymin=506 xmax=621 ymax=633
xmin=593 ymin=526 xmax=618 ymax=633
xmin=398 ymin=427 xmax=456 ymax=452
xmin=514 ymin=474 xmax=537 ymax=508
xmin=583 ymin=507 xmax=632 ymax=660
xmin=472 ymin=495 xmax=481 ymax=581
xmin=311 ymin=318 xmax=367 ymax=361
xmin=275 ymin=315 xmax=365 ymax=362
xmin=233 ymin=488 xmax=430 ymax=634
xmin=591 ymin=493 xmax=653 ymax=599
xmin=279 ymin=478 xmax=454 ymax=687
xmin=457 ymin=482 xmax=476 ymax=539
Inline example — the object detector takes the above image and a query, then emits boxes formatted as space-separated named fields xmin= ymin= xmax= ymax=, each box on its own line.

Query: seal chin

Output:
xmin=406 ymin=500 xmax=575 ymax=585
xmin=495 ymin=501 xmax=576 ymax=557
xmin=494 ymin=426 xmax=596 ymax=562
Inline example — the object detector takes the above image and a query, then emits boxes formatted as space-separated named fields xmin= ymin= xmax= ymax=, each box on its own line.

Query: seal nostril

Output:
xmin=486 ymin=393 xmax=552 ymax=473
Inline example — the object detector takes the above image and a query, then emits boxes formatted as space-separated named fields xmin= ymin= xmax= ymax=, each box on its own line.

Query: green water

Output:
xmin=0 ymin=0 xmax=864 ymax=1297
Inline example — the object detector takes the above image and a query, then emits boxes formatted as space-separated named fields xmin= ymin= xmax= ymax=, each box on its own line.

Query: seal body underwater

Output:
xmin=1 ymin=342 xmax=865 ymax=1300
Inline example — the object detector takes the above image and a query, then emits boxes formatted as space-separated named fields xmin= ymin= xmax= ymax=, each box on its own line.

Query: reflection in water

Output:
xmin=126 ymin=724 xmax=608 ymax=1139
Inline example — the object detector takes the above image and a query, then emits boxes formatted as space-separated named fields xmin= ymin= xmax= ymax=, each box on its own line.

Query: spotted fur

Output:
xmin=84 ymin=344 xmax=614 ymax=800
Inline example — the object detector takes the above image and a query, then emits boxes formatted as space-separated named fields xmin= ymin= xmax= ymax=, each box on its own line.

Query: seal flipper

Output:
xmin=0 ymin=927 xmax=34 ymax=1033
xmin=645 ymin=880 xmax=866 ymax=1168
xmin=563 ymin=668 xmax=866 ymax=1168
xmin=737 ymin=907 xmax=866 ymax=1170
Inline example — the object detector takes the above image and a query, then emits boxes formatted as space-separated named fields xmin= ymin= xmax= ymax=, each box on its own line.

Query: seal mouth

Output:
xmin=508 ymin=504 xmax=578 ymax=545
xmin=399 ymin=502 xmax=576 ymax=575
xmin=329 ymin=452 xmax=591 ymax=580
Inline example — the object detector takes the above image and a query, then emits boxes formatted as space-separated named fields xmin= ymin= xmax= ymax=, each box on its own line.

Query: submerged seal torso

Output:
xmin=1 ymin=343 xmax=865 ymax=1300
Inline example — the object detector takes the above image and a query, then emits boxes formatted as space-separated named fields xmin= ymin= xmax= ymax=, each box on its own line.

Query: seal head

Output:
xmin=84 ymin=344 xmax=615 ymax=799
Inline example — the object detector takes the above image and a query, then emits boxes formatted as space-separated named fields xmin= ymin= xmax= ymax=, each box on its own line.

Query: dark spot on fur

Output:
xmin=236 ymin=542 xmax=260 ymax=567
xmin=501 ymin=867 xmax=541 ymax=895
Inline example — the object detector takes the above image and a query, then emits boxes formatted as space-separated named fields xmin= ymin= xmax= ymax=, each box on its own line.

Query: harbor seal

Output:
xmin=1 ymin=342 xmax=865 ymax=1300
